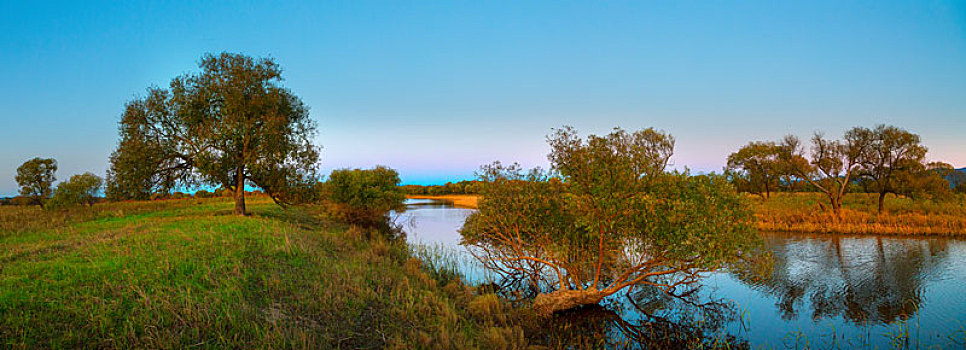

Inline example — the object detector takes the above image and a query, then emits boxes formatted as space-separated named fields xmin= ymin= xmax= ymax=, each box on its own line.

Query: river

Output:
xmin=394 ymin=199 xmax=966 ymax=348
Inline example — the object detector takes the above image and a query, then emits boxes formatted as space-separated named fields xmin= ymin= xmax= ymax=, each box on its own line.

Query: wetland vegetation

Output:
xmin=4 ymin=52 xmax=966 ymax=349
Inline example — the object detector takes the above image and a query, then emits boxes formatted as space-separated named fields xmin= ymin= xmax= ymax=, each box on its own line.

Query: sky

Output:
xmin=1 ymin=0 xmax=965 ymax=196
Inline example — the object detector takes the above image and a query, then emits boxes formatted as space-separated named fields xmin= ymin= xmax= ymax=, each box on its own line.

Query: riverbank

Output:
xmin=750 ymin=192 xmax=966 ymax=235
xmin=407 ymin=194 xmax=480 ymax=209
xmin=0 ymin=197 xmax=533 ymax=348
xmin=407 ymin=193 xmax=966 ymax=236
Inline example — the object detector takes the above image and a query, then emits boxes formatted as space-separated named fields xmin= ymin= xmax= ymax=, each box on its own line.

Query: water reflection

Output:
xmin=395 ymin=199 xmax=475 ymax=248
xmin=741 ymin=234 xmax=949 ymax=324
xmin=397 ymin=199 xmax=966 ymax=348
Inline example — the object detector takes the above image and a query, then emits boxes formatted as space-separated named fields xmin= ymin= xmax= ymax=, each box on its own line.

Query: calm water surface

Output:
xmin=394 ymin=199 xmax=966 ymax=348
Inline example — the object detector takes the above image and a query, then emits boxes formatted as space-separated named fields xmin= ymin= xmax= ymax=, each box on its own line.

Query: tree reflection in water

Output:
xmin=736 ymin=233 xmax=949 ymax=324
xmin=525 ymin=281 xmax=749 ymax=349
xmin=504 ymin=233 xmax=955 ymax=348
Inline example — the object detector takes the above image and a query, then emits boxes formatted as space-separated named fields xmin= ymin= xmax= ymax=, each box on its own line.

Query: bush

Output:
xmin=47 ymin=173 xmax=103 ymax=209
xmin=193 ymin=190 xmax=214 ymax=198
xmin=321 ymin=166 xmax=406 ymax=235
xmin=170 ymin=192 xmax=189 ymax=199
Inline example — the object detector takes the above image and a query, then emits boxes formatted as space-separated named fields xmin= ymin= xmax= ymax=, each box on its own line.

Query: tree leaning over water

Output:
xmin=107 ymin=52 xmax=320 ymax=215
xmin=460 ymin=126 xmax=759 ymax=316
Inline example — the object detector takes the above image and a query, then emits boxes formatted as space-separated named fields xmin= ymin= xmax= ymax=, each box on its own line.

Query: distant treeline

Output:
xmin=400 ymin=180 xmax=482 ymax=195
xmin=723 ymin=124 xmax=965 ymax=215
xmin=0 ymin=187 xmax=268 ymax=206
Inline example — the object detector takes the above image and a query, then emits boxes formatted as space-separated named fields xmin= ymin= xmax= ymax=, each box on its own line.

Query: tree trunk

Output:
xmin=829 ymin=195 xmax=841 ymax=218
xmin=764 ymin=179 xmax=771 ymax=199
xmin=234 ymin=166 xmax=246 ymax=216
xmin=532 ymin=289 xmax=605 ymax=317
xmin=877 ymin=191 xmax=886 ymax=215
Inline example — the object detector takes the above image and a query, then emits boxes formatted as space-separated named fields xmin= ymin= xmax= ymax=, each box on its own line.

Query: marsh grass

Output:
xmin=406 ymin=194 xmax=480 ymax=209
xmin=749 ymin=193 xmax=966 ymax=235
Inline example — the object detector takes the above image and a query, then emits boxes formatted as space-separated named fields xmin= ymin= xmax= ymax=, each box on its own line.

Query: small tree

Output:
xmin=725 ymin=141 xmax=782 ymax=198
xmin=855 ymin=125 xmax=929 ymax=214
xmin=15 ymin=157 xmax=57 ymax=208
xmin=461 ymin=127 xmax=758 ymax=316
xmin=47 ymin=173 xmax=103 ymax=209
xmin=322 ymin=166 xmax=406 ymax=234
xmin=776 ymin=129 xmax=873 ymax=217
xmin=894 ymin=161 xmax=955 ymax=200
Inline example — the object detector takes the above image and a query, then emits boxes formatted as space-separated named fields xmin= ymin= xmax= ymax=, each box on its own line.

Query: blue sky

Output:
xmin=1 ymin=1 xmax=964 ymax=195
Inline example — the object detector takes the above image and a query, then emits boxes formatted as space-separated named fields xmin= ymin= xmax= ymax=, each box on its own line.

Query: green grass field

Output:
xmin=0 ymin=196 xmax=538 ymax=349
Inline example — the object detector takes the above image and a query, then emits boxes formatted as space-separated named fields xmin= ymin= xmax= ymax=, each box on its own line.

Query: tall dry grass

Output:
xmin=749 ymin=192 xmax=966 ymax=235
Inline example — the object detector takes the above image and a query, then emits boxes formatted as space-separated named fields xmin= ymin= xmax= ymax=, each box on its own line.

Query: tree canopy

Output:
xmin=15 ymin=157 xmax=57 ymax=208
xmin=461 ymin=126 xmax=758 ymax=316
xmin=724 ymin=125 xmax=950 ymax=216
xmin=106 ymin=52 xmax=320 ymax=215
xmin=725 ymin=141 xmax=782 ymax=198
xmin=855 ymin=125 xmax=929 ymax=213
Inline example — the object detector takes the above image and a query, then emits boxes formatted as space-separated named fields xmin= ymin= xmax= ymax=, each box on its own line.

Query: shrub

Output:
xmin=321 ymin=166 xmax=406 ymax=235
xmin=47 ymin=172 xmax=103 ymax=209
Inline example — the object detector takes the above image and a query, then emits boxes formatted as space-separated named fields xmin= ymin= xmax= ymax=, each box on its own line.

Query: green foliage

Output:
xmin=15 ymin=157 xmax=57 ymax=208
xmin=47 ymin=172 xmax=103 ymax=209
xmin=322 ymin=166 xmax=406 ymax=233
xmin=725 ymin=141 xmax=783 ymax=198
xmin=852 ymin=125 xmax=939 ymax=212
xmin=106 ymin=52 xmax=320 ymax=214
xmin=462 ymin=126 xmax=758 ymax=311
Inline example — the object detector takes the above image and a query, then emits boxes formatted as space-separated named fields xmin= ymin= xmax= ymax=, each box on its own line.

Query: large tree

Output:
xmin=107 ymin=52 xmax=320 ymax=215
xmin=460 ymin=127 xmax=758 ymax=316
xmin=776 ymin=128 xmax=873 ymax=217
xmin=856 ymin=125 xmax=929 ymax=214
xmin=15 ymin=157 xmax=57 ymax=208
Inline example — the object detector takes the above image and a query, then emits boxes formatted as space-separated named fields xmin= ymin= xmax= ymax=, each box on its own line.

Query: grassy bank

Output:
xmin=407 ymin=195 xmax=480 ymax=209
xmin=750 ymin=192 xmax=966 ymax=235
xmin=0 ymin=197 xmax=540 ymax=349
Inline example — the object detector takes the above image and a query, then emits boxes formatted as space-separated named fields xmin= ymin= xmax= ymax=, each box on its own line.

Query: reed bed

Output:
xmin=749 ymin=193 xmax=966 ymax=235
xmin=406 ymin=194 xmax=480 ymax=209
